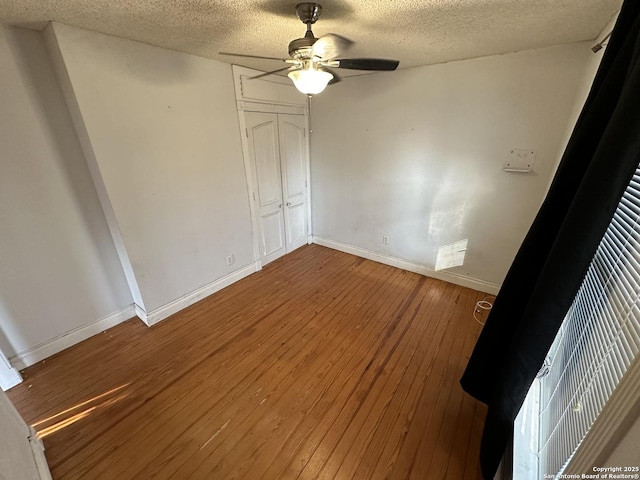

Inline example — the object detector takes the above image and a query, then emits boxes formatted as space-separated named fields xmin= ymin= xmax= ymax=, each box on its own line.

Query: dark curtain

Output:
xmin=460 ymin=1 xmax=640 ymax=478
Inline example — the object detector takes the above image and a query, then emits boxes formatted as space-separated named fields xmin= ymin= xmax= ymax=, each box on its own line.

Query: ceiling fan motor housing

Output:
xmin=290 ymin=3 xmax=322 ymax=57
xmin=288 ymin=37 xmax=317 ymax=57
xmin=296 ymin=3 xmax=322 ymax=24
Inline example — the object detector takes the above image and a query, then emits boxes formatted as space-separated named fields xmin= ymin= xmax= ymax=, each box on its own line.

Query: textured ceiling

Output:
xmin=0 ymin=0 xmax=622 ymax=76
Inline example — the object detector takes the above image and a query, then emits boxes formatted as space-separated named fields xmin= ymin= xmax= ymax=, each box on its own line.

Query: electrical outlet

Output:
xmin=383 ymin=235 xmax=389 ymax=245
xmin=225 ymin=255 xmax=234 ymax=266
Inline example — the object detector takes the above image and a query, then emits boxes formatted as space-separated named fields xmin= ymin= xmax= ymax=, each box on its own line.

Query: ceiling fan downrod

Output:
xmin=289 ymin=3 xmax=323 ymax=56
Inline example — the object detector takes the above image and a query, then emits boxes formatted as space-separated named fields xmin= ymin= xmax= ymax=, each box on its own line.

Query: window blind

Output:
xmin=537 ymin=165 xmax=640 ymax=476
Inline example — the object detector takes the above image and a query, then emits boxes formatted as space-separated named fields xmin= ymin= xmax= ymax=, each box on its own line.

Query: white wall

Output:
xmin=546 ymin=28 xmax=610 ymax=192
xmin=0 ymin=26 xmax=132 ymax=361
xmin=47 ymin=23 xmax=255 ymax=314
xmin=310 ymin=43 xmax=593 ymax=289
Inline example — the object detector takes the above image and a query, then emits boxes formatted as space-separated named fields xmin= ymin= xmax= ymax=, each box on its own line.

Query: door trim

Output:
xmin=236 ymin=106 xmax=263 ymax=269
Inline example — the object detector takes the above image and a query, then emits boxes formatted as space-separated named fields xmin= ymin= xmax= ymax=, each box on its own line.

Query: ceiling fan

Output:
xmin=219 ymin=2 xmax=400 ymax=95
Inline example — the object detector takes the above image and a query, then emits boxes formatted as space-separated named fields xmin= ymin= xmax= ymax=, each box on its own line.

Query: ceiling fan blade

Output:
xmin=249 ymin=66 xmax=295 ymax=80
xmin=218 ymin=52 xmax=288 ymax=62
xmin=311 ymin=34 xmax=353 ymax=61
xmin=335 ymin=58 xmax=400 ymax=71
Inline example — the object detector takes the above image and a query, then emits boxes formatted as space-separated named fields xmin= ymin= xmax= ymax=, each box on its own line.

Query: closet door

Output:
xmin=245 ymin=111 xmax=309 ymax=265
xmin=246 ymin=112 xmax=287 ymax=265
xmin=278 ymin=114 xmax=308 ymax=252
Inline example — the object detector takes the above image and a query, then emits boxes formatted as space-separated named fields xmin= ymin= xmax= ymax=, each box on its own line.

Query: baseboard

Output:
xmin=141 ymin=262 xmax=259 ymax=327
xmin=10 ymin=305 xmax=136 ymax=371
xmin=0 ymin=351 xmax=22 ymax=390
xmin=312 ymin=236 xmax=501 ymax=295
xmin=7 ymin=264 xmax=260 ymax=369
xmin=133 ymin=303 xmax=147 ymax=324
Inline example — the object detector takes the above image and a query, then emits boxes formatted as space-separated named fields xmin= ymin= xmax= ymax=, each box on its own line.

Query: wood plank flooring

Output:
xmin=8 ymin=244 xmax=488 ymax=479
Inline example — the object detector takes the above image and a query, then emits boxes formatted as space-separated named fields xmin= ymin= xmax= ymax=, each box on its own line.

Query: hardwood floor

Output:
xmin=8 ymin=244 xmax=487 ymax=479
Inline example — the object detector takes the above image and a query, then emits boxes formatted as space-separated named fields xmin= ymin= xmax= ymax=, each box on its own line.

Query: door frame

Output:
xmin=233 ymin=66 xmax=312 ymax=270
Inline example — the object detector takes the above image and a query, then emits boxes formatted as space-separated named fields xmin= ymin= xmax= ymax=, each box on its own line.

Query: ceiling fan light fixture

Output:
xmin=288 ymin=68 xmax=333 ymax=95
xmin=219 ymin=3 xmax=398 ymax=95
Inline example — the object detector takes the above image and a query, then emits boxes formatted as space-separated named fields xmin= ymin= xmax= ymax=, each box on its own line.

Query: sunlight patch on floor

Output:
xmin=33 ymin=383 xmax=130 ymax=438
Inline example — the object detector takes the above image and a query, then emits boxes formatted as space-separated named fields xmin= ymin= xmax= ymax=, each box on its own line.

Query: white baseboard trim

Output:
xmin=10 ymin=305 xmax=136 ymax=371
xmin=140 ymin=262 xmax=259 ymax=327
xmin=5 ymin=264 xmax=260 ymax=370
xmin=312 ymin=236 xmax=501 ymax=295
xmin=0 ymin=351 xmax=22 ymax=390
xmin=133 ymin=303 xmax=148 ymax=324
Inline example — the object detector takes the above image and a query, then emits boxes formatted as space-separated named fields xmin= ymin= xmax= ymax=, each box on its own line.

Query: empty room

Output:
xmin=1 ymin=0 xmax=640 ymax=479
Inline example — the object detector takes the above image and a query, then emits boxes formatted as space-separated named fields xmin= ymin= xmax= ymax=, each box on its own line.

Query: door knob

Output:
xmin=286 ymin=202 xmax=292 ymax=206
xmin=279 ymin=204 xmax=283 ymax=208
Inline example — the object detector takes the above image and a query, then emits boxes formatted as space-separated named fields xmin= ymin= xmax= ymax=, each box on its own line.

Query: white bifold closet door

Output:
xmin=245 ymin=111 xmax=308 ymax=265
